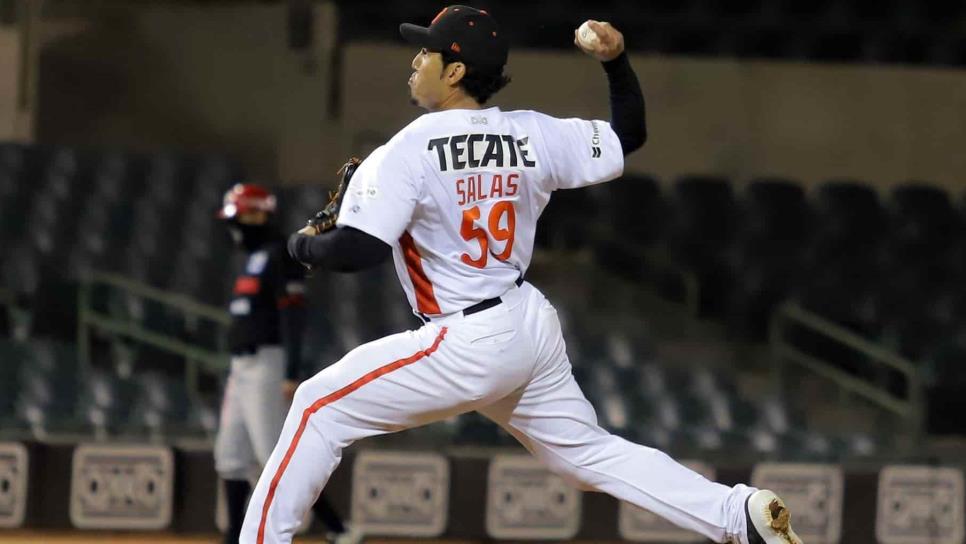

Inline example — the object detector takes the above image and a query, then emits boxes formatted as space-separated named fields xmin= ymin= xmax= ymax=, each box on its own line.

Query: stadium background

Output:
xmin=0 ymin=0 xmax=965 ymax=542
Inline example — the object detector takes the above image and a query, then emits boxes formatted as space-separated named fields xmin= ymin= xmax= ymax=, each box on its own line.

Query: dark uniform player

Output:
xmin=216 ymin=184 xmax=358 ymax=544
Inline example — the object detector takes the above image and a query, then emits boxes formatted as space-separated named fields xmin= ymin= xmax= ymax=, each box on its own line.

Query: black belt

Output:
xmin=419 ymin=277 xmax=523 ymax=322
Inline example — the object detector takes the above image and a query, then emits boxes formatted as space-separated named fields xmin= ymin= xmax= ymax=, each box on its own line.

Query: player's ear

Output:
xmin=445 ymin=62 xmax=466 ymax=85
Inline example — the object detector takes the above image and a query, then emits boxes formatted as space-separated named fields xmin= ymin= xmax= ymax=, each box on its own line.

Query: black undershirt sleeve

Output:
xmin=602 ymin=52 xmax=647 ymax=155
xmin=287 ymin=226 xmax=392 ymax=272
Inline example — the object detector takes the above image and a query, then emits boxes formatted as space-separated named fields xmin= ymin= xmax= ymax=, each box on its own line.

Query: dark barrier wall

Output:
xmin=6 ymin=441 xmax=965 ymax=542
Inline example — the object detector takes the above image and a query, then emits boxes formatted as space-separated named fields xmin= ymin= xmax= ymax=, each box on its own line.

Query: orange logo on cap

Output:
xmin=450 ymin=42 xmax=461 ymax=53
xmin=431 ymin=7 xmax=447 ymax=25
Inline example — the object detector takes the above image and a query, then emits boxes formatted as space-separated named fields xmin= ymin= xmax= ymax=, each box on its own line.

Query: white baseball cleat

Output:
xmin=328 ymin=524 xmax=364 ymax=544
xmin=745 ymin=489 xmax=803 ymax=544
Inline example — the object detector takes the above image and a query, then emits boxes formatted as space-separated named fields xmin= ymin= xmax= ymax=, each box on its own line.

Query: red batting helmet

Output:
xmin=217 ymin=183 xmax=277 ymax=219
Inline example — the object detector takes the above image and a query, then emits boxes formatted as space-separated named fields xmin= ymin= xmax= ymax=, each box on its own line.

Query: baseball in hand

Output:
xmin=574 ymin=20 xmax=624 ymax=61
xmin=577 ymin=21 xmax=601 ymax=48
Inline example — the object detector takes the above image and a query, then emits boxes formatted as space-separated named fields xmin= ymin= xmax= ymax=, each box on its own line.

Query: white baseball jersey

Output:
xmin=336 ymin=106 xmax=624 ymax=315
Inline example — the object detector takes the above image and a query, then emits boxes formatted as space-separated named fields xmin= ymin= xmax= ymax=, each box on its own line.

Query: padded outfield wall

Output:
xmin=1 ymin=441 xmax=963 ymax=543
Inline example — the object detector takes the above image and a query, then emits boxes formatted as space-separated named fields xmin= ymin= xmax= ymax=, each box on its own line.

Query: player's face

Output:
xmin=409 ymin=48 xmax=455 ymax=110
xmin=236 ymin=210 xmax=268 ymax=225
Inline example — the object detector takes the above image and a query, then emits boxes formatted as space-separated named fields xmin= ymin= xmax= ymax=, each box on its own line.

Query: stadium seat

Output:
xmin=167 ymin=253 xmax=206 ymax=300
xmin=78 ymin=370 xmax=140 ymax=437
xmin=453 ymin=411 xmax=508 ymax=446
xmin=726 ymin=261 xmax=802 ymax=339
xmin=723 ymin=178 xmax=812 ymax=337
xmin=770 ymin=429 xmax=833 ymax=460
xmin=39 ymin=148 xmax=78 ymax=200
xmin=0 ymin=166 xmax=25 ymax=240
xmin=0 ymin=164 xmax=17 ymax=202
xmin=129 ymin=372 xmax=196 ymax=438
xmin=924 ymin=334 xmax=966 ymax=433
xmin=190 ymin=396 xmax=220 ymax=438
xmin=597 ymin=174 xmax=666 ymax=246
xmin=90 ymin=153 xmax=129 ymax=204
xmin=0 ymin=142 xmax=25 ymax=175
xmin=537 ymin=187 xmax=592 ymax=250
xmin=888 ymin=183 xmax=960 ymax=259
xmin=76 ymin=198 xmax=111 ymax=255
xmin=27 ymin=270 xmax=77 ymax=339
xmin=670 ymin=175 xmax=736 ymax=244
xmin=813 ymin=180 xmax=886 ymax=250
xmin=667 ymin=175 xmax=738 ymax=314
xmin=0 ymin=339 xmax=29 ymax=419
xmin=796 ymin=180 xmax=887 ymax=333
xmin=2 ymin=245 xmax=40 ymax=297
xmin=742 ymin=178 xmax=811 ymax=244
xmin=15 ymin=341 xmax=81 ymax=436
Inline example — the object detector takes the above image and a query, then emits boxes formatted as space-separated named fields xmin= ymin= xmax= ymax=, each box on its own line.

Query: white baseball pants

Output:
xmin=215 ymin=346 xmax=288 ymax=480
xmin=241 ymin=282 xmax=754 ymax=544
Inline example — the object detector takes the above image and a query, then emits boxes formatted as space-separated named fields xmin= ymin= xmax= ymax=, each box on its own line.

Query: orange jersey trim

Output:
xmin=399 ymin=231 xmax=442 ymax=315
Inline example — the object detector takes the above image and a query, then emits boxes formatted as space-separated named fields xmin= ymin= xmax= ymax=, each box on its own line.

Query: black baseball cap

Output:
xmin=400 ymin=5 xmax=509 ymax=73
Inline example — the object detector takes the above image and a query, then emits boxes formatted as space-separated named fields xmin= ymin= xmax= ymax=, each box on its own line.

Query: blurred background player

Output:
xmin=216 ymin=183 xmax=357 ymax=544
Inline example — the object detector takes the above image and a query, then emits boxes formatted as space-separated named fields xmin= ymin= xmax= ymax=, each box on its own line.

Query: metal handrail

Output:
xmin=77 ymin=271 xmax=231 ymax=398
xmin=85 ymin=271 xmax=230 ymax=325
xmin=82 ymin=311 xmax=226 ymax=370
xmin=778 ymin=303 xmax=917 ymax=376
xmin=770 ymin=301 xmax=924 ymax=437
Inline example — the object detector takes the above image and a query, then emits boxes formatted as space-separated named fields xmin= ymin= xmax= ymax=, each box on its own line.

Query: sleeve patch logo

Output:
xmin=590 ymin=121 xmax=602 ymax=158
xmin=246 ymin=251 xmax=269 ymax=274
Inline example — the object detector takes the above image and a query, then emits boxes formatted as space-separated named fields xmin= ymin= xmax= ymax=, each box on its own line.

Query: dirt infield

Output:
xmin=0 ymin=531 xmax=629 ymax=543
xmin=0 ymin=532 xmax=487 ymax=544
xmin=0 ymin=533 xmax=212 ymax=544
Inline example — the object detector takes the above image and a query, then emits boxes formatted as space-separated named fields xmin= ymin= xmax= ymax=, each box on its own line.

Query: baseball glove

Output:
xmin=304 ymin=157 xmax=362 ymax=235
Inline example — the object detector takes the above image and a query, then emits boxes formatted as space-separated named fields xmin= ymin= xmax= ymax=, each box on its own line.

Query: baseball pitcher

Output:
xmin=242 ymin=7 xmax=802 ymax=544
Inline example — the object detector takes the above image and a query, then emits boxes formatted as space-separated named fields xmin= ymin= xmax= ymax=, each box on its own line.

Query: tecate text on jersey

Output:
xmin=428 ymin=133 xmax=538 ymax=172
